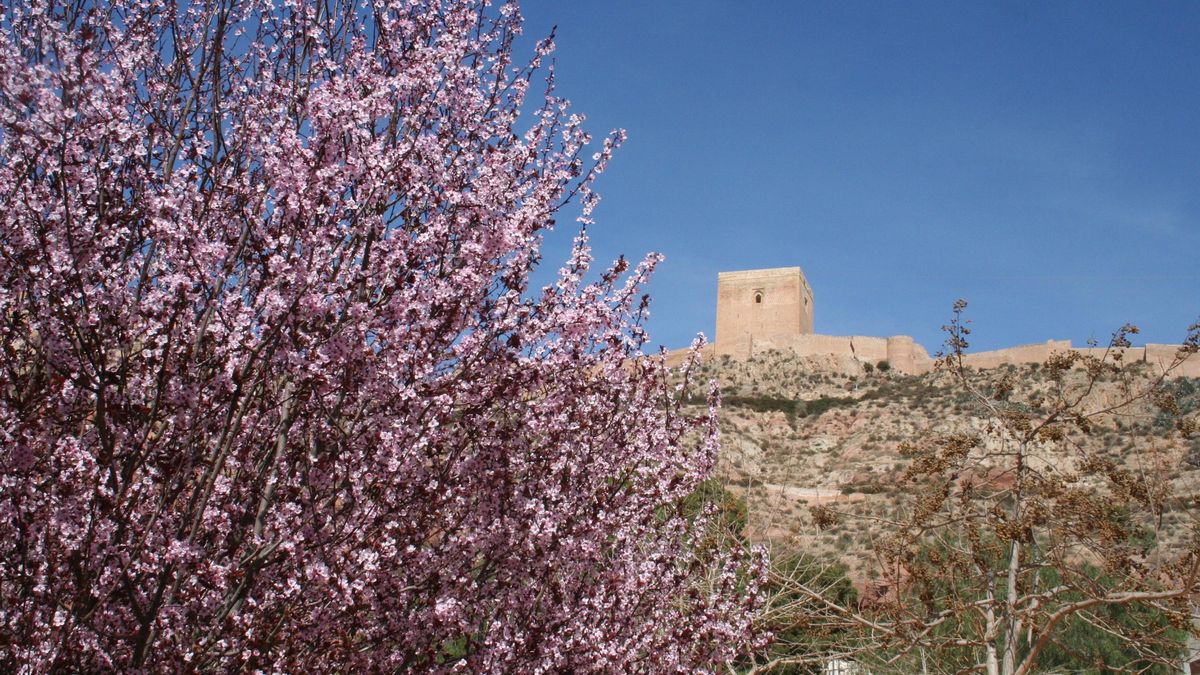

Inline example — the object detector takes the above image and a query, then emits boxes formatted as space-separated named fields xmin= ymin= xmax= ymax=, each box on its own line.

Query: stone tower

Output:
xmin=715 ymin=267 xmax=813 ymax=357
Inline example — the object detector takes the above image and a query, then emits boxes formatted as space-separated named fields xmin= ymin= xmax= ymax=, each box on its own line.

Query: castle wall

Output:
xmin=716 ymin=268 xmax=813 ymax=358
xmin=702 ymin=266 xmax=1197 ymax=380
xmin=1073 ymin=347 xmax=1146 ymax=365
xmin=947 ymin=342 xmax=1197 ymax=377
xmin=960 ymin=340 xmax=1072 ymax=369
xmin=850 ymin=336 xmax=889 ymax=362
xmin=681 ymin=330 xmax=1195 ymax=380
xmin=887 ymin=336 xmax=916 ymax=374
xmin=753 ymin=334 xmax=856 ymax=359
xmin=744 ymin=334 xmax=933 ymax=375
xmin=910 ymin=341 xmax=933 ymax=373
xmin=1145 ymin=344 xmax=1200 ymax=378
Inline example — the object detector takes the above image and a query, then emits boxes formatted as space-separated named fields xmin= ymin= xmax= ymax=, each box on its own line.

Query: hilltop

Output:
xmin=682 ymin=349 xmax=1200 ymax=581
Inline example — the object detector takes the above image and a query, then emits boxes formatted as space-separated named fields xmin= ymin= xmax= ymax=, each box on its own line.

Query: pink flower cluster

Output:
xmin=0 ymin=1 xmax=762 ymax=671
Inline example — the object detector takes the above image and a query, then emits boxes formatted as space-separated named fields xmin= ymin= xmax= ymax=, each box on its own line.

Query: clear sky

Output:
xmin=519 ymin=1 xmax=1200 ymax=353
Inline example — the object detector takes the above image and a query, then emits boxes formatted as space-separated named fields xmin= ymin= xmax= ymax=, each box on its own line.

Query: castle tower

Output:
xmin=715 ymin=267 xmax=813 ymax=357
xmin=886 ymin=335 xmax=915 ymax=374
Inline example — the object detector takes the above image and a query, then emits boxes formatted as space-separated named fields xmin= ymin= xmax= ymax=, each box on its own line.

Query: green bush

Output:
xmin=797 ymin=395 xmax=857 ymax=418
xmin=722 ymin=395 xmax=797 ymax=416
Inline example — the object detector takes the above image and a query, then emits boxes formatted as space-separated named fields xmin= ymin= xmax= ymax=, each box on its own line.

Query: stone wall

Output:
xmin=700 ymin=266 xmax=1199 ymax=379
xmin=1146 ymin=344 xmax=1200 ymax=378
xmin=958 ymin=340 xmax=1071 ymax=370
xmin=956 ymin=342 xmax=1199 ymax=378
xmin=1072 ymin=347 xmax=1147 ymax=365
xmin=686 ymin=332 xmax=1198 ymax=379
xmin=742 ymin=334 xmax=933 ymax=375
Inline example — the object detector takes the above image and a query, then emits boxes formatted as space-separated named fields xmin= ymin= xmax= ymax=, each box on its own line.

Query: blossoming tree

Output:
xmin=0 ymin=1 xmax=760 ymax=670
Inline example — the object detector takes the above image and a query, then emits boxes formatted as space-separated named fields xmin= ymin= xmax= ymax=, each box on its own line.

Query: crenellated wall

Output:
xmin=958 ymin=340 xmax=1071 ymax=370
xmin=697 ymin=335 xmax=1198 ymax=378
xmin=688 ymin=267 xmax=1200 ymax=378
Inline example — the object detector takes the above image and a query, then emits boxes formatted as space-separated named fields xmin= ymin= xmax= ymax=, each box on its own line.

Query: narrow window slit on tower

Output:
xmin=754 ymin=292 xmax=763 ymax=304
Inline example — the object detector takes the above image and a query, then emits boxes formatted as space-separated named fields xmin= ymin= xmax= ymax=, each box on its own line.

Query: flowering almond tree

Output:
xmin=0 ymin=1 xmax=761 ymax=670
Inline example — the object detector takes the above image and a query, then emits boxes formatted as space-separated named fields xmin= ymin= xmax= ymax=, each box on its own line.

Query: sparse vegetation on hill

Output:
xmin=687 ymin=310 xmax=1200 ymax=673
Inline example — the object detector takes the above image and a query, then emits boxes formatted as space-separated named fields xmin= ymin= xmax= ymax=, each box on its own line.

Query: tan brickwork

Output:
xmin=715 ymin=267 xmax=813 ymax=358
xmin=701 ymin=266 xmax=1198 ymax=379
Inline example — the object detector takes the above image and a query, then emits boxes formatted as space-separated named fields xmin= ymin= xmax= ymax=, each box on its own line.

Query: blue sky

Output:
xmin=520 ymin=1 xmax=1200 ymax=353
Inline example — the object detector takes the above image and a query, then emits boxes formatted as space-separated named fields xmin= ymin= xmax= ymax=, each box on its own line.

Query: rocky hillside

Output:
xmin=681 ymin=349 xmax=1200 ymax=581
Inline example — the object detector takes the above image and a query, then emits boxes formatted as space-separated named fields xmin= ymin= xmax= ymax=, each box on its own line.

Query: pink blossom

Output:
xmin=0 ymin=1 xmax=763 ymax=671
